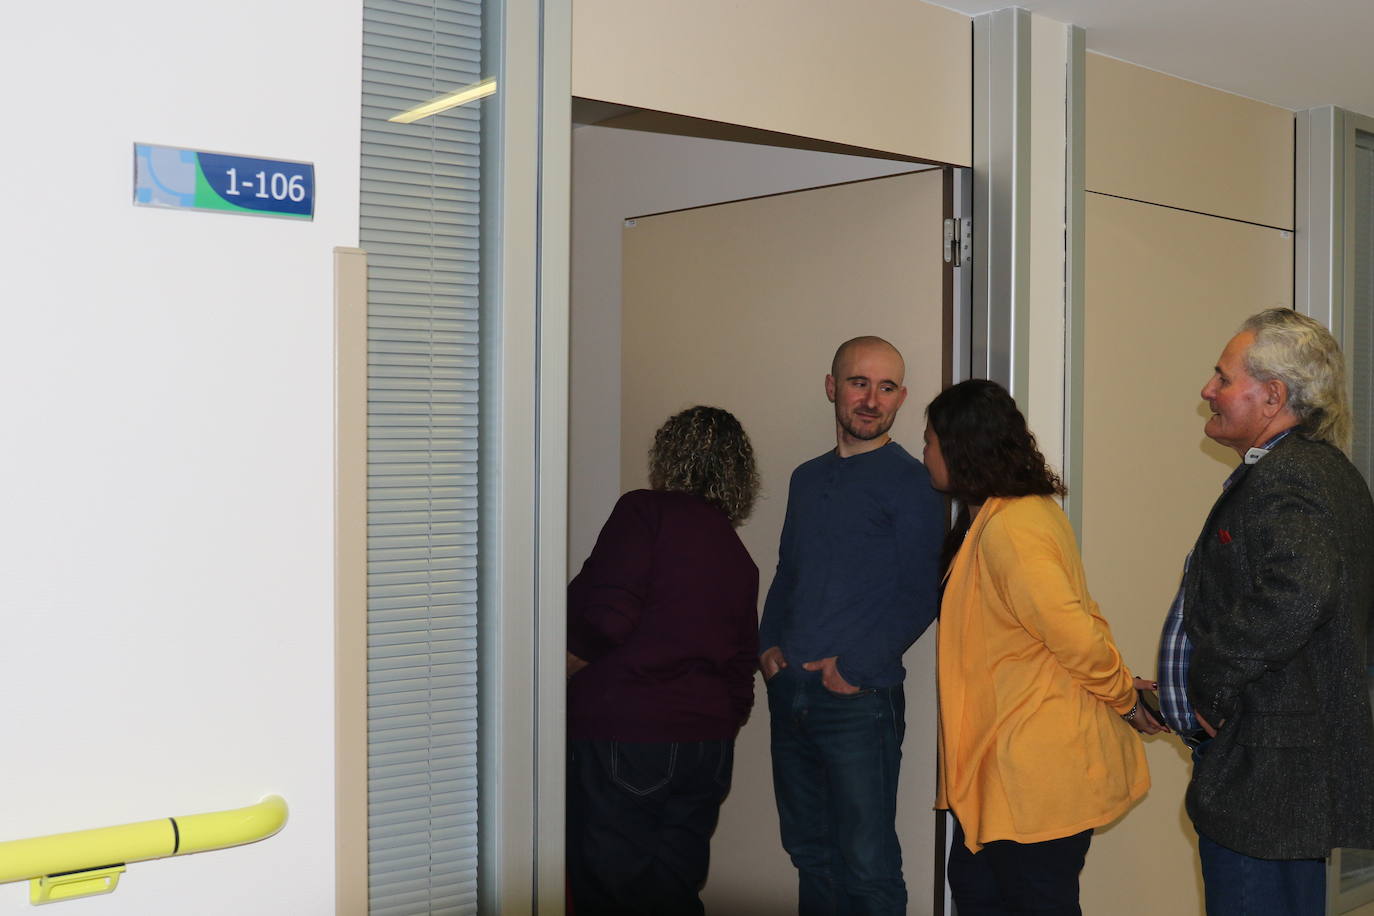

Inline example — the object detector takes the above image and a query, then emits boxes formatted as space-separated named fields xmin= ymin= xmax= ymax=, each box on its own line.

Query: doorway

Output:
xmin=570 ymin=113 xmax=961 ymax=914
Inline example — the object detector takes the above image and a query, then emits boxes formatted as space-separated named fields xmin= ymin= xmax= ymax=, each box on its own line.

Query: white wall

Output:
xmin=570 ymin=125 xmax=921 ymax=566
xmin=0 ymin=2 xmax=360 ymax=913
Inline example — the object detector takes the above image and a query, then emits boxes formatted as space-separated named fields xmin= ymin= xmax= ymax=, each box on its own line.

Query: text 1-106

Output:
xmin=223 ymin=168 xmax=307 ymax=202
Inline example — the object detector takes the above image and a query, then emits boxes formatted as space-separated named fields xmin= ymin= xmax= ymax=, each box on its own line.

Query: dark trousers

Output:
xmin=566 ymin=738 xmax=734 ymax=916
xmin=767 ymin=666 xmax=907 ymax=916
xmin=947 ymin=818 xmax=1093 ymax=915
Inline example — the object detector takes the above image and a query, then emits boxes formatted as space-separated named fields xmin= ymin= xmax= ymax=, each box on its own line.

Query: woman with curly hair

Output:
xmin=566 ymin=405 xmax=761 ymax=916
xmin=924 ymin=380 xmax=1163 ymax=915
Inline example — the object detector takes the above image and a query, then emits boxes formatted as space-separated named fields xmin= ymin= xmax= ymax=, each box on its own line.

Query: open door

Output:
xmin=619 ymin=168 xmax=950 ymax=914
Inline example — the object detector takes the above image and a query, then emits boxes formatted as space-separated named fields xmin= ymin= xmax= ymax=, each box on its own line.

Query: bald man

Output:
xmin=758 ymin=336 xmax=944 ymax=915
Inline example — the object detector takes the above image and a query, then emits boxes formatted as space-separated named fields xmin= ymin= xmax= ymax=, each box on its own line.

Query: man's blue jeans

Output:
xmin=766 ymin=665 xmax=906 ymax=916
xmin=1197 ymin=832 xmax=1325 ymax=916
xmin=1191 ymin=740 xmax=1326 ymax=915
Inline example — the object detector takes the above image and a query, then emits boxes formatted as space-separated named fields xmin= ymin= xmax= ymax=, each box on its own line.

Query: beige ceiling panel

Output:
xmin=1077 ymin=191 xmax=1292 ymax=916
xmin=1086 ymin=53 xmax=1294 ymax=229
xmin=573 ymin=0 xmax=972 ymax=166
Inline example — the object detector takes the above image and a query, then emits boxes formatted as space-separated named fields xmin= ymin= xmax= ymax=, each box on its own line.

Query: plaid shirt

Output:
xmin=1157 ymin=430 xmax=1292 ymax=737
xmin=1157 ymin=554 xmax=1196 ymax=734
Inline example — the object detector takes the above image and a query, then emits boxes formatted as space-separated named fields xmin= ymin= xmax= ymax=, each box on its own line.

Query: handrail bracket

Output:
xmin=30 ymin=865 xmax=126 ymax=905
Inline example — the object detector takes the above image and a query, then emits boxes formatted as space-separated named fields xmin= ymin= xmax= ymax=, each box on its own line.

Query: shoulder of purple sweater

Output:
xmin=598 ymin=488 xmax=664 ymax=537
xmin=618 ymin=488 xmax=737 ymax=528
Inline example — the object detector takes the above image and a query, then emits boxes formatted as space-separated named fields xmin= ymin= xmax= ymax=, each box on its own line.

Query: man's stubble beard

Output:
xmin=838 ymin=412 xmax=895 ymax=442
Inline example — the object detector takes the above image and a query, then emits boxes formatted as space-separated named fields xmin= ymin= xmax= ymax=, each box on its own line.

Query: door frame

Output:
xmin=536 ymin=31 xmax=992 ymax=916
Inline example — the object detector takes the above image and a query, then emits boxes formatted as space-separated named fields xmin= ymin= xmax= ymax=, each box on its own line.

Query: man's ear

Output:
xmin=1264 ymin=378 xmax=1289 ymax=415
xmin=825 ymin=374 xmax=837 ymax=404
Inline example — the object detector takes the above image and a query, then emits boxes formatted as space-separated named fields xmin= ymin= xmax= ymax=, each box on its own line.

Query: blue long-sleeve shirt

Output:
xmin=758 ymin=441 xmax=944 ymax=688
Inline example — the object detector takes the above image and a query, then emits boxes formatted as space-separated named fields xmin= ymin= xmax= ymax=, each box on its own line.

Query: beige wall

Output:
xmin=570 ymin=126 xmax=922 ymax=569
xmin=619 ymin=172 xmax=947 ymax=913
xmin=1086 ymin=52 xmax=1295 ymax=229
xmin=1078 ymin=57 xmax=1295 ymax=916
xmin=572 ymin=0 xmax=972 ymax=166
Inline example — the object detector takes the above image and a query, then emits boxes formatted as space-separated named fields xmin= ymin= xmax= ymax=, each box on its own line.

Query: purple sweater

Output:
xmin=567 ymin=489 xmax=760 ymax=742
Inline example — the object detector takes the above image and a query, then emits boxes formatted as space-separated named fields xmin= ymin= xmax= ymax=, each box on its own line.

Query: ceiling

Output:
xmin=940 ymin=0 xmax=1374 ymax=117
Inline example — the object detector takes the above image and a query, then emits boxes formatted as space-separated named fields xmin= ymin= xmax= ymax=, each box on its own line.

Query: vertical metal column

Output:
xmin=1063 ymin=24 xmax=1087 ymax=538
xmin=479 ymin=0 xmax=572 ymax=910
xmin=972 ymin=7 xmax=1031 ymax=403
xmin=950 ymin=167 xmax=975 ymax=386
xmin=1295 ymin=106 xmax=1346 ymax=340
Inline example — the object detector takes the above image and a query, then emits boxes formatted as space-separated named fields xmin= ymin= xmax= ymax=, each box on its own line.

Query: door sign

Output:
xmin=134 ymin=144 xmax=314 ymax=220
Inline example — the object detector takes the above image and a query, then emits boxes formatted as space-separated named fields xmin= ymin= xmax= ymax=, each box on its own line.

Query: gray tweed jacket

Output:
xmin=1184 ymin=432 xmax=1374 ymax=859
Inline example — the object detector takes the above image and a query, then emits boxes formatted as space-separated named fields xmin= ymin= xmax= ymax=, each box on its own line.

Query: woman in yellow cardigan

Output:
xmin=924 ymin=380 xmax=1165 ymax=915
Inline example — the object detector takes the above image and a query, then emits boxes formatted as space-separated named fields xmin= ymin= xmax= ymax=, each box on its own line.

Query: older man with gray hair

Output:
xmin=1156 ymin=308 xmax=1374 ymax=915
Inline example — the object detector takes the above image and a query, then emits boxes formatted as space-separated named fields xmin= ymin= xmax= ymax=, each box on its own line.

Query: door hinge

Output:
xmin=943 ymin=217 xmax=972 ymax=266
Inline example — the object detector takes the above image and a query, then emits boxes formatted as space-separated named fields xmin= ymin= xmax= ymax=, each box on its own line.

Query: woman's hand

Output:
xmin=1129 ymin=702 xmax=1169 ymax=735
xmin=567 ymin=651 xmax=589 ymax=678
xmin=1126 ymin=676 xmax=1169 ymax=735
xmin=759 ymin=646 xmax=788 ymax=680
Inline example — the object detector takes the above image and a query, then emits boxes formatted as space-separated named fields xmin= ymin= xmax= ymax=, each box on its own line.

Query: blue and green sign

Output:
xmin=134 ymin=144 xmax=314 ymax=219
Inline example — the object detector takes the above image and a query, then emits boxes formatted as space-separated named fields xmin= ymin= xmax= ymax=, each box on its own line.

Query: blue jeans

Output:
xmin=1197 ymin=833 xmax=1325 ymax=916
xmin=1191 ymin=741 xmax=1326 ymax=916
xmin=766 ymin=665 xmax=906 ymax=916
xmin=567 ymin=739 xmax=734 ymax=916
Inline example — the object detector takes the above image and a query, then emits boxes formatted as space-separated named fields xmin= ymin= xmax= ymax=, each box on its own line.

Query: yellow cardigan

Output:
xmin=935 ymin=495 xmax=1149 ymax=852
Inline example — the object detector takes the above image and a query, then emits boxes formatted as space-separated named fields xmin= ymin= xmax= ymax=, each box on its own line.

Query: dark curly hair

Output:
xmin=926 ymin=380 xmax=1064 ymax=572
xmin=648 ymin=406 xmax=760 ymax=526
xmin=925 ymin=379 xmax=1065 ymax=504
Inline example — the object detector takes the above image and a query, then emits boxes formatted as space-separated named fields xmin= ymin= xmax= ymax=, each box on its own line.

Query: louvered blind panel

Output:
xmin=1353 ymin=137 xmax=1374 ymax=487
xmin=363 ymin=0 xmax=483 ymax=912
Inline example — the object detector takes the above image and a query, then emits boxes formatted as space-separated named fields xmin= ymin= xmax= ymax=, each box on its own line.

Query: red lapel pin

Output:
xmin=1219 ymin=528 xmax=1232 ymax=544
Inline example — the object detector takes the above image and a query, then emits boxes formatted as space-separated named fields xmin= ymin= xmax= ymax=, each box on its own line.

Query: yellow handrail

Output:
xmin=0 ymin=796 xmax=287 ymax=904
